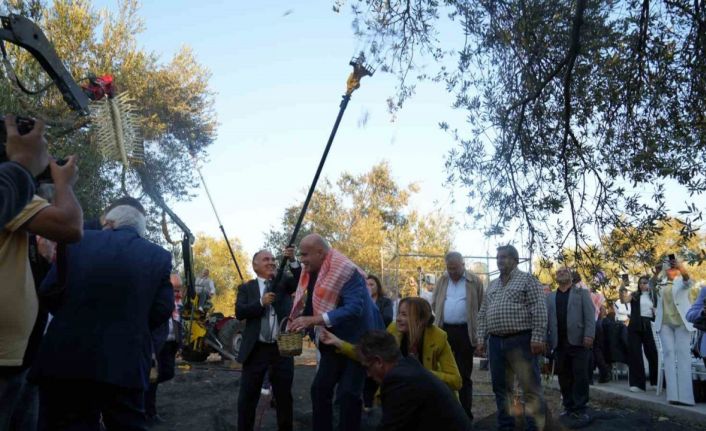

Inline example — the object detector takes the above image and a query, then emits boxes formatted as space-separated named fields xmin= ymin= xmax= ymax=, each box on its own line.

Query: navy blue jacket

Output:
xmin=326 ymin=270 xmax=384 ymax=343
xmin=30 ymin=227 xmax=174 ymax=390
xmin=0 ymin=161 xmax=35 ymax=226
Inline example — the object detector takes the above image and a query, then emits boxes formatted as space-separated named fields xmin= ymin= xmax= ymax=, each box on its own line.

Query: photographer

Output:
xmin=0 ymin=115 xmax=49 ymax=226
xmin=0 ymin=116 xmax=82 ymax=429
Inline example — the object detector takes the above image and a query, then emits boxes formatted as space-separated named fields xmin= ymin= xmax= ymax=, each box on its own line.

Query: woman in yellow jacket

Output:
xmin=319 ymin=296 xmax=462 ymax=391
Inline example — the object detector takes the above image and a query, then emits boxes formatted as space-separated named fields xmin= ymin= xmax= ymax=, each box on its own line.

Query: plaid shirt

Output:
xmin=477 ymin=268 xmax=547 ymax=344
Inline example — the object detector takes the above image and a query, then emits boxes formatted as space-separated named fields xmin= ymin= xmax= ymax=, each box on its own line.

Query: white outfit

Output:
xmin=655 ymin=276 xmax=695 ymax=405
xmin=614 ymin=301 xmax=631 ymax=324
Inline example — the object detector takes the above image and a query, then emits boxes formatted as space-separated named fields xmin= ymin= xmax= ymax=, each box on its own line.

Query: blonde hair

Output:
xmin=399 ymin=297 xmax=433 ymax=352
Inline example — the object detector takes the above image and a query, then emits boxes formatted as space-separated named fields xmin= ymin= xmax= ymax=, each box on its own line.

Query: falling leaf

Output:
xmin=357 ymin=109 xmax=370 ymax=128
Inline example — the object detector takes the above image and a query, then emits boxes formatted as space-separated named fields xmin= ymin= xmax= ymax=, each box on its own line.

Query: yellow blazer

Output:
xmin=338 ymin=322 xmax=462 ymax=391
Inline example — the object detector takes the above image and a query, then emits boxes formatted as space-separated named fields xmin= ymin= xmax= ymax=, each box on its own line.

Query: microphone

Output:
xmin=264 ymin=279 xmax=275 ymax=295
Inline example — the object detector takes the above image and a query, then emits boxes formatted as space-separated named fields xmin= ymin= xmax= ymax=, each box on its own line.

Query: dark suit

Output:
xmin=236 ymin=267 xmax=299 ymax=431
xmin=309 ymin=270 xmax=385 ymax=431
xmin=378 ymin=356 xmax=472 ymax=431
xmin=546 ymin=287 xmax=596 ymax=415
xmin=30 ymin=227 xmax=174 ymax=431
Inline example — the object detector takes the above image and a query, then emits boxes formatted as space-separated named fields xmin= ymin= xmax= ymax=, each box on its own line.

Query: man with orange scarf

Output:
xmin=289 ymin=234 xmax=384 ymax=431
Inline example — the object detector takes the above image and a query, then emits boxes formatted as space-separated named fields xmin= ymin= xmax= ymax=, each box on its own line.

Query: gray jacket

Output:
xmin=546 ymin=286 xmax=596 ymax=350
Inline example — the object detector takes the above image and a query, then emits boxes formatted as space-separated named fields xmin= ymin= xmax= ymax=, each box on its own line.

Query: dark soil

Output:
xmin=151 ymin=353 xmax=703 ymax=431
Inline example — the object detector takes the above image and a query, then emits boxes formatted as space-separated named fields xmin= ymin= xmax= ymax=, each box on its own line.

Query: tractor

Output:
xmin=179 ymin=305 xmax=245 ymax=363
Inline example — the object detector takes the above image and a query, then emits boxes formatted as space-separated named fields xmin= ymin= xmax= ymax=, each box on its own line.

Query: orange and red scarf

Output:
xmin=288 ymin=248 xmax=363 ymax=323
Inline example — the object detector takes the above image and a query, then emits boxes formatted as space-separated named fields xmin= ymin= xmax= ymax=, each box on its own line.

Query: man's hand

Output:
xmin=283 ymin=246 xmax=296 ymax=260
xmin=289 ymin=316 xmax=322 ymax=332
xmin=475 ymin=343 xmax=486 ymax=357
xmin=583 ymin=337 xmax=594 ymax=349
xmin=5 ymin=115 xmax=49 ymax=176
xmin=530 ymin=341 xmax=545 ymax=356
xmin=50 ymin=155 xmax=79 ymax=187
xmin=261 ymin=292 xmax=275 ymax=306
xmin=318 ymin=328 xmax=343 ymax=348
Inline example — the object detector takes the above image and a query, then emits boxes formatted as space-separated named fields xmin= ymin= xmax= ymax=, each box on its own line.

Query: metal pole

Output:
xmin=193 ymin=159 xmax=245 ymax=283
xmin=273 ymin=94 xmax=352 ymax=284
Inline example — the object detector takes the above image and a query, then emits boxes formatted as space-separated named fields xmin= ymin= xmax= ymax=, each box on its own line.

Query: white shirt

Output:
xmin=257 ymin=277 xmax=278 ymax=342
xmin=614 ymin=301 xmax=631 ymax=323
xmin=167 ymin=319 xmax=176 ymax=341
xmin=442 ymin=274 xmax=468 ymax=324
xmin=640 ymin=294 xmax=654 ymax=318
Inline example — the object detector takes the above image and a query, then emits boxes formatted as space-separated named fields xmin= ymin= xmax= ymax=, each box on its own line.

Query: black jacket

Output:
xmin=629 ymin=290 xmax=656 ymax=331
xmin=378 ymin=356 xmax=472 ymax=431
xmin=235 ymin=266 xmax=300 ymax=363
xmin=376 ymin=296 xmax=394 ymax=327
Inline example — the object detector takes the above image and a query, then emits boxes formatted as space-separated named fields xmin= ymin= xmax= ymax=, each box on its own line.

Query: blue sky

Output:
xmin=92 ymin=0 xmax=492 ymax=260
xmin=91 ymin=0 xmax=702 ymax=268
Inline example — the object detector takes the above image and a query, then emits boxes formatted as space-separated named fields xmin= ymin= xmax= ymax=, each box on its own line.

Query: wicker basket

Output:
xmin=277 ymin=317 xmax=303 ymax=357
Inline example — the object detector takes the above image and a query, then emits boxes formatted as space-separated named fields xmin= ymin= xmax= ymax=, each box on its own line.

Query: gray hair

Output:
xmin=496 ymin=244 xmax=519 ymax=263
xmin=252 ymin=249 xmax=271 ymax=263
xmin=444 ymin=251 xmax=464 ymax=264
xmin=104 ymin=205 xmax=147 ymax=237
xmin=356 ymin=330 xmax=402 ymax=364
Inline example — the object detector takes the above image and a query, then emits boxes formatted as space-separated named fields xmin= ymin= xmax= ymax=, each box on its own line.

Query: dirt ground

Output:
xmin=151 ymin=348 xmax=704 ymax=431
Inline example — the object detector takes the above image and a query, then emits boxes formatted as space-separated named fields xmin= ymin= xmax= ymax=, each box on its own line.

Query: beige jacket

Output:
xmin=432 ymin=271 xmax=484 ymax=346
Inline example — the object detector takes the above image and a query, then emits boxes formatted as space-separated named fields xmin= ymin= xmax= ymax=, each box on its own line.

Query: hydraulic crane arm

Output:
xmin=0 ymin=14 xmax=89 ymax=115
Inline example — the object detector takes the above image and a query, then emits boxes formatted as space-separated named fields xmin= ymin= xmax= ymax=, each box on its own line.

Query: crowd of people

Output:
xmin=3 ymin=114 xmax=706 ymax=431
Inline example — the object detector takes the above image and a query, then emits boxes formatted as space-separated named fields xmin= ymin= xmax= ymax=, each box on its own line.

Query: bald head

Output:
xmin=300 ymin=234 xmax=330 ymax=251
xmin=299 ymin=234 xmax=330 ymax=273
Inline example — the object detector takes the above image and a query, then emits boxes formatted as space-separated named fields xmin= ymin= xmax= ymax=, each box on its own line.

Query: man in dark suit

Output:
xmin=30 ymin=203 xmax=174 ymax=431
xmin=358 ymin=330 xmax=472 ymax=431
xmin=289 ymin=234 xmax=384 ymax=431
xmin=546 ymin=267 xmax=596 ymax=427
xmin=236 ymin=247 xmax=300 ymax=431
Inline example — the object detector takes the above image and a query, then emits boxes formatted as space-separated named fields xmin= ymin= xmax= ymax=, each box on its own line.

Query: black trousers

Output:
xmin=237 ymin=342 xmax=294 ymax=431
xmin=444 ymin=323 xmax=474 ymax=421
xmin=311 ymin=344 xmax=365 ymax=431
xmin=38 ymin=379 xmax=147 ymax=431
xmin=362 ymin=377 xmax=378 ymax=409
xmin=593 ymin=319 xmax=611 ymax=381
xmin=145 ymin=340 xmax=178 ymax=417
xmin=628 ymin=318 xmax=658 ymax=390
xmin=556 ymin=345 xmax=590 ymax=414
